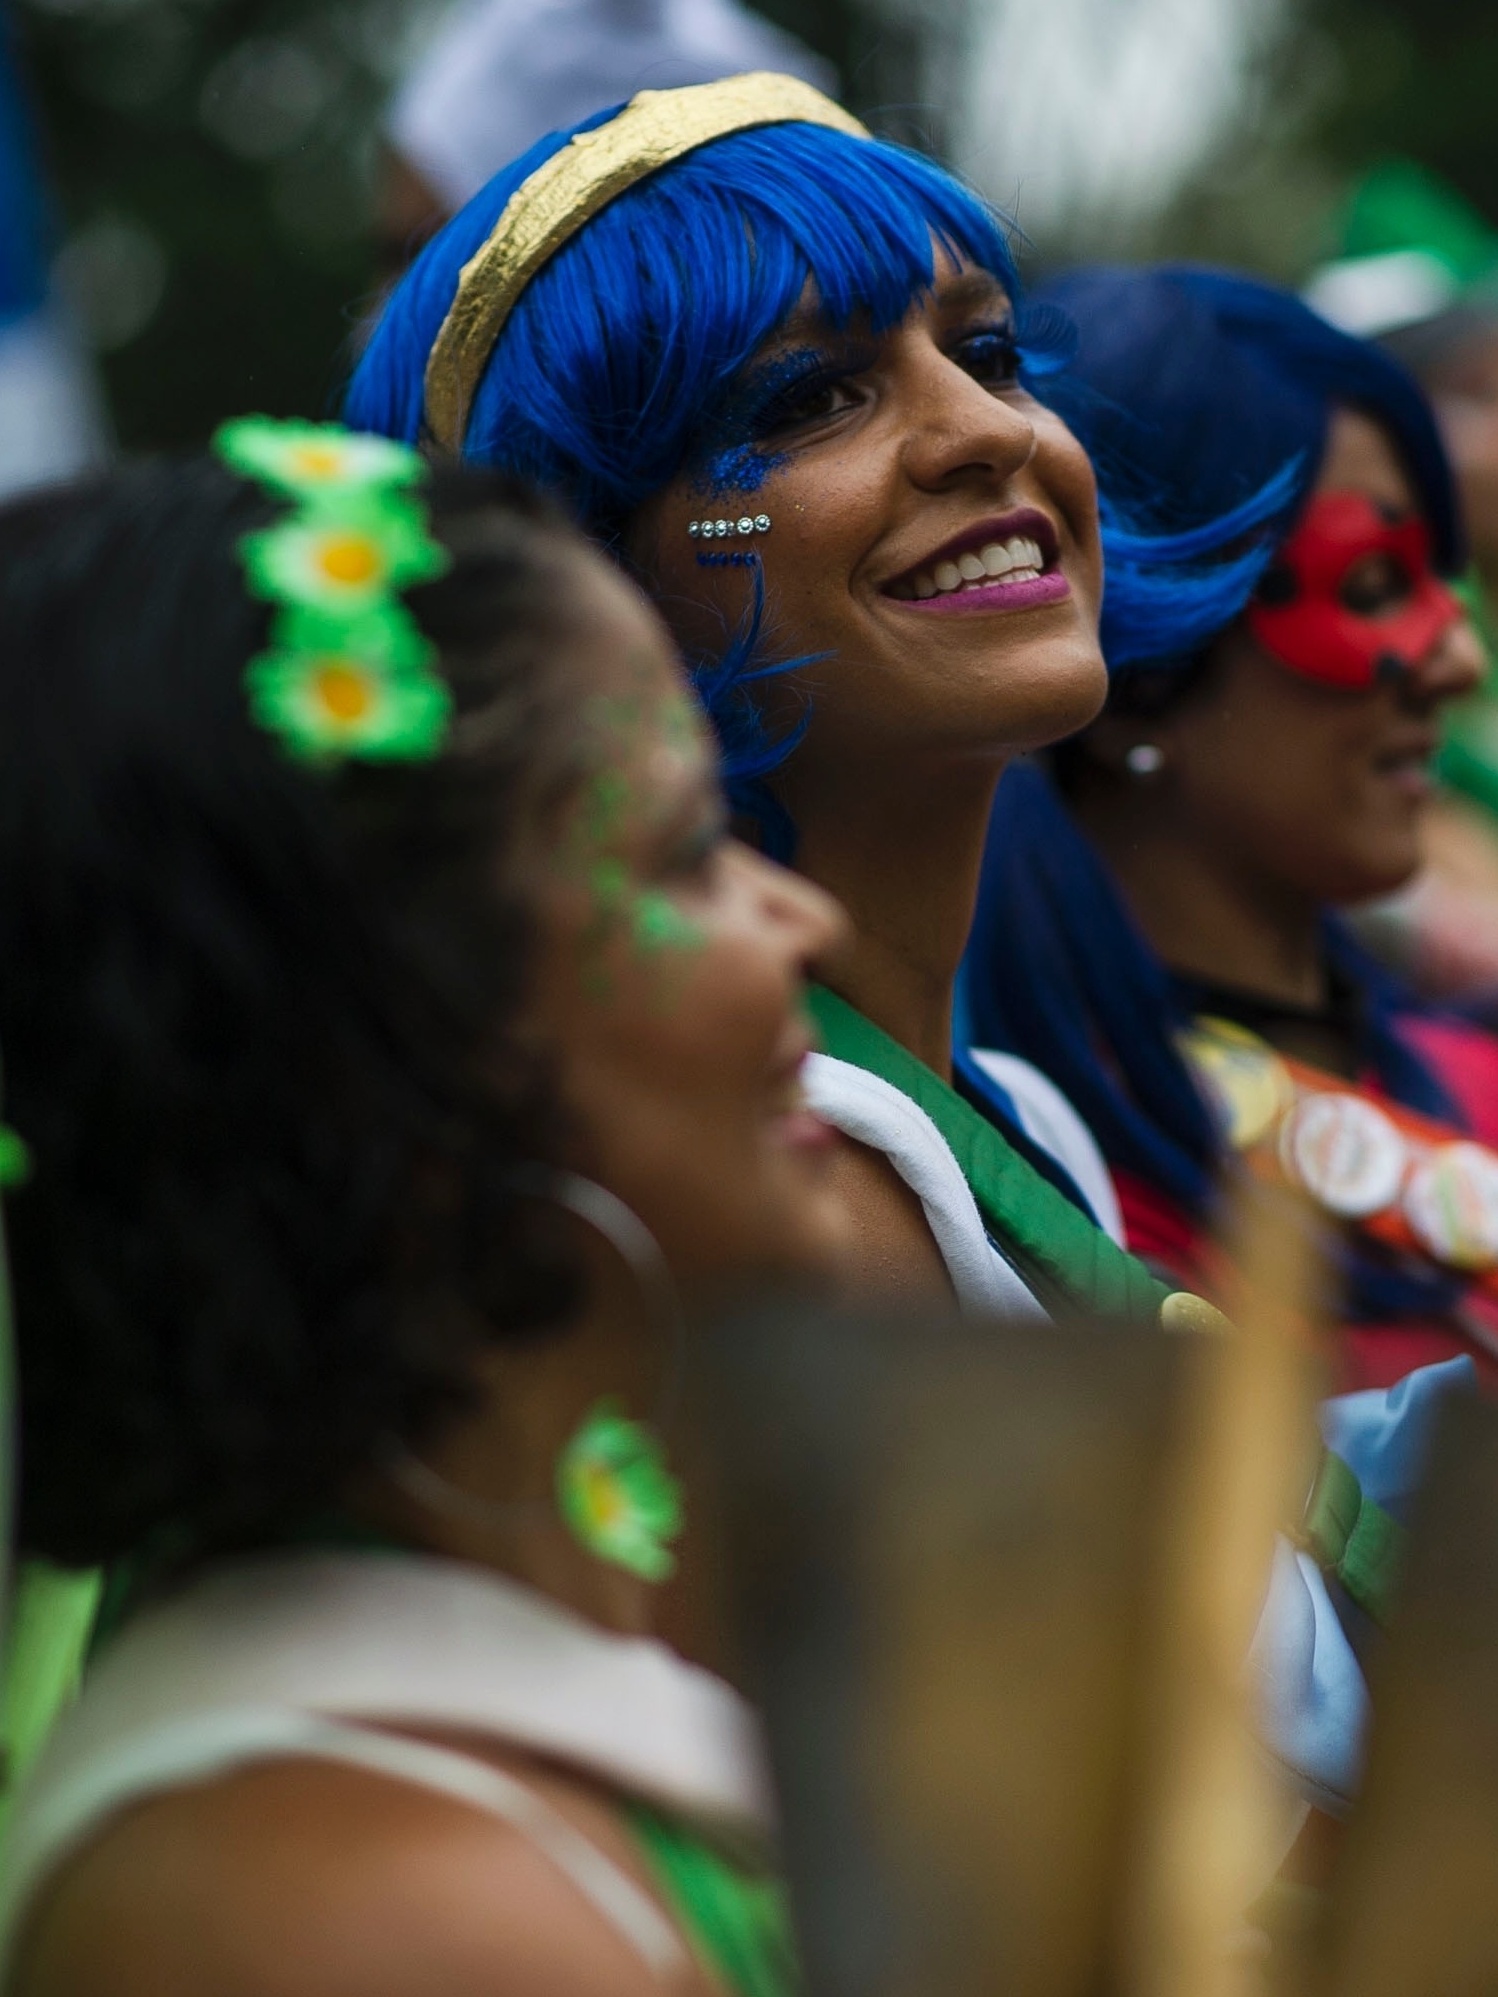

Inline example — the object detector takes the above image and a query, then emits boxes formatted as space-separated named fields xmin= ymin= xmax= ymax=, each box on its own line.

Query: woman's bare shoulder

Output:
xmin=13 ymin=1752 xmax=704 ymax=1997
xmin=823 ymin=1131 xmax=954 ymax=1300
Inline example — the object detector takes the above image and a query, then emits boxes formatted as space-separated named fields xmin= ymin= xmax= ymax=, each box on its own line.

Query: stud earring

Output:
xmin=1125 ymin=743 xmax=1166 ymax=778
xmin=687 ymin=513 xmax=771 ymax=540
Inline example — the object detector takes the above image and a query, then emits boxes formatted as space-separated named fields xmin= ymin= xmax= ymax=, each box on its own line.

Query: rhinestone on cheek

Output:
xmin=754 ymin=514 xmax=771 ymax=532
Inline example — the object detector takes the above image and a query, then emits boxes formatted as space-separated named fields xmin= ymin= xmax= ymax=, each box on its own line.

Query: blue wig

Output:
xmin=1038 ymin=263 xmax=1465 ymax=668
xmin=347 ymin=124 xmax=1295 ymax=829
xmin=349 ymin=112 xmax=1039 ymax=822
xmin=964 ymin=267 xmax=1468 ymax=1316
xmin=350 ymin=116 xmax=1030 ymax=528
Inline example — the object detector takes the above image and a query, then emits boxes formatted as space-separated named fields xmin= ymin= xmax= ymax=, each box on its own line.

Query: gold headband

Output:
xmin=422 ymin=71 xmax=871 ymax=453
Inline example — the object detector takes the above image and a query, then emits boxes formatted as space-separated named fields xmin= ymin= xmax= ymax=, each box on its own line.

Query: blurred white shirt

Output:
xmin=386 ymin=0 xmax=838 ymax=212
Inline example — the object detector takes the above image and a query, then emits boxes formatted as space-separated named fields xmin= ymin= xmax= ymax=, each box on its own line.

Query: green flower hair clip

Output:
xmin=215 ymin=417 xmax=424 ymax=501
xmin=212 ymin=416 xmax=453 ymax=768
xmin=238 ymin=492 xmax=448 ymax=622
xmin=243 ymin=599 xmax=446 ymax=766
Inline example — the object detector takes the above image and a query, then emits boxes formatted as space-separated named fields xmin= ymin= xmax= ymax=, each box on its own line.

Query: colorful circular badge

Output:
xmin=1278 ymin=1093 xmax=1408 ymax=1218
xmin=1178 ymin=1016 xmax=1297 ymax=1149
xmin=1403 ymin=1141 xmax=1498 ymax=1271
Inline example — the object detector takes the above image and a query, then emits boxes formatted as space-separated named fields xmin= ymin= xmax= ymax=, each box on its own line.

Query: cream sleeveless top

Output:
xmin=0 ymin=1551 xmax=772 ymax=1983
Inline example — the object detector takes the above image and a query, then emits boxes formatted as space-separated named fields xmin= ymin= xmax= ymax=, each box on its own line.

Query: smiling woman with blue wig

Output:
xmin=347 ymin=76 xmax=1294 ymax=1331
xmin=964 ymin=263 xmax=1498 ymax=1391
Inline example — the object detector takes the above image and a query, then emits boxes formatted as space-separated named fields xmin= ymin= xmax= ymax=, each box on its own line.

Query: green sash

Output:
xmin=806 ymin=985 xmax=1170 ymax=1326
xmin=1299 ymin=1448 xmax=1408 ymax=1631
xmin=807 ymin=985 xmax=1413 ymax=1627
xmin=0 ymin=1562 xmax=101 ymax=1836
xmin=630 ymin=1805 xmax=797 ymax=1997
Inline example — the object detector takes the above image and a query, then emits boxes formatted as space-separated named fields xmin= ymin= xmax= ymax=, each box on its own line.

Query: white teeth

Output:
xmin=893 ymin=533 xmax=1051 ymax=602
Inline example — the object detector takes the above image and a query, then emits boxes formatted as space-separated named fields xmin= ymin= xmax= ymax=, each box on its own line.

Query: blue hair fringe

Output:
xmin=1097 ymin=456 xmax=1306 ymax=671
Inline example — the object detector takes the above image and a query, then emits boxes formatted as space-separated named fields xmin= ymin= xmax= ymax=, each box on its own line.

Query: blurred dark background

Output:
xmin=7 ymin=0 xmax=1497 ymax=452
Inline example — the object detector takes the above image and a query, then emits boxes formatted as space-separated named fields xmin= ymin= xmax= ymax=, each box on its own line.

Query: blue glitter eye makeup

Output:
xmin=689 ymin=342 xmax=874 ymax=497
xmin=696 ymin=441 xmax=785 ymax=499
xmin=737 ymin=347 xmax=867 ymax=439
xmin=686 ymin=294 xmax=1079 ymax=500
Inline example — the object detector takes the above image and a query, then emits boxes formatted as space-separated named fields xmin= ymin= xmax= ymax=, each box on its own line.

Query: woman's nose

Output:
xmin=1411 ymin=607 xmax=1488 ymax=704
xmin=900 ymin=345 xmax=1038 ymax=491
xmin=747 ymin=846 xmax=849 ymax=965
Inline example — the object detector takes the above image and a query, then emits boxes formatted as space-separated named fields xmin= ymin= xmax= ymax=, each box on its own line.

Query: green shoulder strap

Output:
xmin=0 ymin=1108 xmax=103 ymax=1835
xmin=807 ymin=985 xmax=1171 ymax=1325
xmin=0 ymin=1562 xmax=101 ymax=1836
xmin=804 ymin=992 xmax=1415 ymax=1616
xmin=628 ymin=1804 xmax=798 ymax=1997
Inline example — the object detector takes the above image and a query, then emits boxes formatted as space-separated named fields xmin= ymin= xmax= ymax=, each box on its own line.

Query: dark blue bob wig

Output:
xmin=1036 ymin=263 xmax=1464 ymax=670
xmin=964 ymin=266 xmax=1468 ymax=1315
xmin=348 ymin=121 xmax=1294 ymax=817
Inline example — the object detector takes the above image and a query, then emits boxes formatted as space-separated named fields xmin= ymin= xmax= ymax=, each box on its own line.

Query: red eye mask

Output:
xmin=1245 ymin=490 xmax=1462 ymax=690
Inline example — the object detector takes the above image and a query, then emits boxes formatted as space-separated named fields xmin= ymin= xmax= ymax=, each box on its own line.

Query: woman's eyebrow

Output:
xmin=931 ymin=268 xmax=1013 ymax=317
xmin=754 ymin=267 xmax=1013 ymax=362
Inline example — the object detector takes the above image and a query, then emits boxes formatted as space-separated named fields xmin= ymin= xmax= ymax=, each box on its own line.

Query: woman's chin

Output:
xmin=1326 ymin=844 xmax=1424 ymax=909
xmin=995 ymin=643 xmax=1110 ymax=755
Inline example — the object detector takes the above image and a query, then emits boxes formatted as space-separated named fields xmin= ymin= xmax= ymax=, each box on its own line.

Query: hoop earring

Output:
xmin=509 ymin=1166 xmax=686 ymax=1427
xmin=383 ymin=1169 xmax=686 ymax=1580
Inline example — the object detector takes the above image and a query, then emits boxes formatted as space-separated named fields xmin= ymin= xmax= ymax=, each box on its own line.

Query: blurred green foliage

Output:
xmin=1307 ymin=0 xmax=1498 ymax=239
xmin=19 ymin=0 xmax=1498 ymax=453
xmin=13 ymin=0 xmax=881 ymax=452
xmin=15 ymin=0 xmax=429 ymax=447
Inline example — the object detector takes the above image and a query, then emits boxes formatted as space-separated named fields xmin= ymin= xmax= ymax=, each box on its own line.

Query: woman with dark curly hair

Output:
xmin=0 ymin=419 xmax=848 ymax=1996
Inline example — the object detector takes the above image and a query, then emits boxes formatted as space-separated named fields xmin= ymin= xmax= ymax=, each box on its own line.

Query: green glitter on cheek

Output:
xmin=584 ymin=856 xmax=631 ymax=951
xmin=630 ymin=891 xmax=706 ymax=956
xmin=654 ymin=691 xmax=703 ymax=759
xmin=564 ymin=679 xmax=713 ymax=998
xmin=578 ymin=768 xmax=632 ymax=851
xmin=588 ymin=856 xmax=630 ymax=904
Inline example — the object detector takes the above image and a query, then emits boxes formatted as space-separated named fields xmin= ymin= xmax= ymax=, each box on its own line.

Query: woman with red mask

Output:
xmin=967 ymin=264 xmax=1496 ymax=1392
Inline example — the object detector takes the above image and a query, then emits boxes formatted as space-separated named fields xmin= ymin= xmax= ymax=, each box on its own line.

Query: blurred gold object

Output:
xmin=1160 ymin=1290 xmax=1234 ymax=1338
xmin=422 ymin=73 xmax=869 ymax=451
xmin=1319 ymin=1391 xmax=1498 ymax=1997
xmin=1125 ymin=1189 xmax=1326 ymax=1997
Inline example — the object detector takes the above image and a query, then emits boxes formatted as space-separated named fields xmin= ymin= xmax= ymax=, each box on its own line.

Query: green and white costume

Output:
xmin=0 ymin=1549 xmax=791 ymax=1995
xmin=805 ymin=987 xmax=1169 ymax=1327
